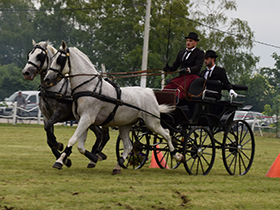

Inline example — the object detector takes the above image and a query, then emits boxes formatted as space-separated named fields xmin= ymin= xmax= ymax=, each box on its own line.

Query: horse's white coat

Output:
xmin=44 ymin=42 xmax=183 ymax=173
xmin=22 ymin=41 xmax=108 ymax=167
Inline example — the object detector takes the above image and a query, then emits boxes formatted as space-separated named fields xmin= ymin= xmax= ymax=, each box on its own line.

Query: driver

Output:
xmin=163 ymin=32 xmax=204 ymax=99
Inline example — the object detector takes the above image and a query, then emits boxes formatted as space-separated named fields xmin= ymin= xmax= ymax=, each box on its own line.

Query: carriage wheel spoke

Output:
xmin=184 ymin=127 xmax=215 ymax=175
xmin=223 ymin=120 xmax=255 ymax=175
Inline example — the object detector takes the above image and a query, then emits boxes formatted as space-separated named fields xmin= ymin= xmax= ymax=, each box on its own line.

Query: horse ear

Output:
xmin=32 ymin=39 xmax=36 ymax=47
xmin=61 ymin=40 xmax=67 ymax=50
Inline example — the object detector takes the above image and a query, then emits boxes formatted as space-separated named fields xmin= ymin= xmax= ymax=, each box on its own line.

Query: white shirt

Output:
xmin=204 ymin=65 xmax=216 ymax=79
xmin=182 ymin=47 xmax=196 ymax=61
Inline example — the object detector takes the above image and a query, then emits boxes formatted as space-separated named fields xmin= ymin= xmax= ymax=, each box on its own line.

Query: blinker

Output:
xmin=57 ymin=55 xmax=66 ymax=66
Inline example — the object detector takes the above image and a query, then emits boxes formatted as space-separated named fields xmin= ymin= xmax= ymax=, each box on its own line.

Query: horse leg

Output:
xmin=88 ymin=125 xmax=102 ymax=155
xmin=95 ymin=127 xmax=110 ymax=160
xmin=86 ymin=126 xmax=110 ymax=168
xmin=52 ymin=116 xmax=97 ymax=170
xmin=147 ymin=119 xmax=184 ymax=162
xmin=44 ymin=116 xmax=72 ymax=167
xmin=77 ymin=130 xmax=98 ymax=164
xmin=45 ymin=118 xmax=63 ymax=151
xmin=112 ymin=125 xmax=133 ymax=175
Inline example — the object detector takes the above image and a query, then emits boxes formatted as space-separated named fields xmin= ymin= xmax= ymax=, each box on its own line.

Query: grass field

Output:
xmin=1 ymin=123 xmax=280 ymax=210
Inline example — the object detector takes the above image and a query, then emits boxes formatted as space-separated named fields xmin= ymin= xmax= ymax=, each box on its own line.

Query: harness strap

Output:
xmin=72 ymin=75 xmax=98 ymax=93
xmin=72 ymin=91 xmax=161 ymax=123
xmin=73 ymin=86 xmax=122 ymax=126
xmin=73 ymin=87 xmax=177 ymax=132
xmin=100 ymin=79 xmax=122 ymax=126
xmin=58 ymin=78 xmax=69 ymax=95
xmin=39 ymin=90 xmax=72 ymax=104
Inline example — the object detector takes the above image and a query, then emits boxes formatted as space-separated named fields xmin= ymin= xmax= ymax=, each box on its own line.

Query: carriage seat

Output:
xmin=230 ymin=84 xmax=248 ymax=91
xmin=154 ymin=90 xmax=177 ymax=108
xmin=187 ymin=77 xmax=221 ymax=102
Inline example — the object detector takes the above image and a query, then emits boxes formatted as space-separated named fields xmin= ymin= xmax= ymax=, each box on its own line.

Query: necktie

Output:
xmin=205 ymin=70 xmax=211 ymax=79
xmin=182 ymin=50 xmax=191 ymax=61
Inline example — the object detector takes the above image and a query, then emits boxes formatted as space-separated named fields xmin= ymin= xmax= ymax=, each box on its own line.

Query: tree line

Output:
xmin=0 ymin=0 xmax=278 ymax=114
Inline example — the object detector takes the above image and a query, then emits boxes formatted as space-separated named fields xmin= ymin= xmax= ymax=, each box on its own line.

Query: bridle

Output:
xmin=48 ymin=48 xmax=71 ymax=80
xmin=27 ymin=45 xmax=49 ymax=73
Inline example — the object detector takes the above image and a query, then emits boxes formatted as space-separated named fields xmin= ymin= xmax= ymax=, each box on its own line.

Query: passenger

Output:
xmin=163 ymin=32 xmax=204 ymax=100
xmin=200 ymin=50 xmax=238 ymax=100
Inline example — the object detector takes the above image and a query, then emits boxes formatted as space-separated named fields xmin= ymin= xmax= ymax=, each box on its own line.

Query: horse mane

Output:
xmin=37 ymin=41 xmax=57 ymax=54
xmin=47 ymin=44 xmax=57 ymax=55
xmin=70 ymin=47 xmax=99 ymax=74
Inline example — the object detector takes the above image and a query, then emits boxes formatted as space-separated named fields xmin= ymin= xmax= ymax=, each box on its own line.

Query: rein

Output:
xmin=48 ymin=48 xmax=198 ymax=130
xmin=105 ymin=67 xmax=161 ymax=75
xmin=108 ymin=70 xmax=180 ymax=80
xmin=64 ymin=69 xmax=180 ymax=80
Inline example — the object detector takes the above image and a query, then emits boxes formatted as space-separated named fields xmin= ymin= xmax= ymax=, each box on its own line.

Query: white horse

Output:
xmin=44 ymin=41 xmax=184 ymax=174
xmin=22 ymin=40 xmax=110 ymax=168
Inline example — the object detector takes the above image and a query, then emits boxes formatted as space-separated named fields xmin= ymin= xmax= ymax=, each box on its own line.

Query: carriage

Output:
xmin=43 ymin=42 xmax=254 ymax=175
xmin=116 ymin=77 xmax=255 ymax=175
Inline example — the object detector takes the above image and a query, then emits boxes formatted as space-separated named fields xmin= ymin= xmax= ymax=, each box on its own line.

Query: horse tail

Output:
xmin=159 ymin=104 xmax=174 ymax=114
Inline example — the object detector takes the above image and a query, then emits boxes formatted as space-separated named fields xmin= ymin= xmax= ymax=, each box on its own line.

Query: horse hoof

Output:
xmin=180 ymin=155 xmax=185 ymax=163
xmin=118 ymin=157 xmax=126 ymax=168
xmin=53 ymin=162 xmax=63 ymax=170
xmin=57 ymin=142 xmax=64 ymax=151
xmin=87 ymin=162 xmax=96 ymax=168
xmin=112 ymin=169 xmax=121 ymax=175
xmin=64 ymin=159 xmax=72 ymax=167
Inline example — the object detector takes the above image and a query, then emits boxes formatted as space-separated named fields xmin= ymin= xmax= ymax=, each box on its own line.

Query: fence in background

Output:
xmin=0 ymin=102 xmax=43 ymax=124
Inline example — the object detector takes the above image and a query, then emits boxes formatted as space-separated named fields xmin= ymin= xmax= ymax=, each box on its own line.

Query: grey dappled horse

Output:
xmin=22 ymin=40 xmax=109 ymax=168
xmin=44 ymin=41 xmax=184 ymax=175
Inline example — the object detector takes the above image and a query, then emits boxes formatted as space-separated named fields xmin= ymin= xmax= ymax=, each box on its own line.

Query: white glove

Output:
xmin=229 ymin=89 xmax=238 ymax=98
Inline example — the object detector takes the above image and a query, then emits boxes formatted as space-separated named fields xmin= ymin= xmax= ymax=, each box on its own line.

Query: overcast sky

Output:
xmin=228 ymin=0 xmax=280 ymax=69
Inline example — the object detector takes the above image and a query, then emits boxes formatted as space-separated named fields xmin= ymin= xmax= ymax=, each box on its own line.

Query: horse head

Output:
xmin=22 ymin=40 xmax=52 ymax=81
xmin=44 ymin=41 xmax=70 ymax=87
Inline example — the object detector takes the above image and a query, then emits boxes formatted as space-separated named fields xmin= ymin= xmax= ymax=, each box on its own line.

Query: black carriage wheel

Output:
xmin=153 ymin=131 xmax=183 ymax=169
xmin=116 ymin=126 xmax=150 ymax=169
xmin=222 ymin=120 xmax=255 ymax=175
xmin=183 ymin=127 xmax=215 ymax=175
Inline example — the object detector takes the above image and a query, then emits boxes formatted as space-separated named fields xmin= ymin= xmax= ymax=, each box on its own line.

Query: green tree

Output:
xmin=238 ymin=73 xmax=274 ymax=112
xmin=0 ymin=0 xmax=260 ymax=91
xmin=260 ymin=52 xmax=280 ymax=88
xmin=190 ymin=0 xmax=259 ymax=83
xmin=0 ymin=63 xmax=40 ymax=100
xmin=263 ymin=104 xmax=273 ymax=117
xmin=84 ymin=0 xmax=196 ymax=87
xmin=0 ymin=0 xmax=36 ymax=67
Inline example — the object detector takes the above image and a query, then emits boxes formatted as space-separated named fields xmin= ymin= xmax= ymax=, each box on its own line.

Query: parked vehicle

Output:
xmin=234 ymin=110 xmax=269 ymax=128
xmin=0 ymin=90 xmax=40 ymax=117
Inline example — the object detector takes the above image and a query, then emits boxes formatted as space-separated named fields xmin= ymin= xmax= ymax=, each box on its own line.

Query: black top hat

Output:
xmin=204 ymin=50 xmax=218 ymax=58
xmin=185 ymin=32 xmax=199 ymax=41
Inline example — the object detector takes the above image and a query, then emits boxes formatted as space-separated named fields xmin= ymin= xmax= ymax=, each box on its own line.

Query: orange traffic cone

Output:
xmin=265 ymin=153 xmax=280 ymax=178
xmin=149 ymin=145 xmax=169 ymax=169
